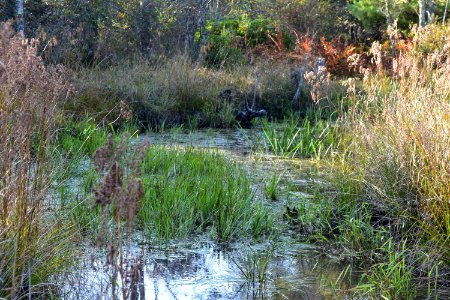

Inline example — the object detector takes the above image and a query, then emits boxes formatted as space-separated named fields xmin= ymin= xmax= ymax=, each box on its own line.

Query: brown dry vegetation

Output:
xmin=0 ymin=22 xmax=74 ymax=298
xmin=70 ymin=56 xmax=297 ymax=128
xmin=336 ymin=24 xmax=450 ymax=296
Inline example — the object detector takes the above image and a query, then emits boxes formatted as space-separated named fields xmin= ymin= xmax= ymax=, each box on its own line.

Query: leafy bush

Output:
xmin=205 ymin=27 xmax=246 ymax=68
xmin=348 ymin=0 xmax=417 ymax=37
xmin=204 ymin=15 xmax=280 ymax=67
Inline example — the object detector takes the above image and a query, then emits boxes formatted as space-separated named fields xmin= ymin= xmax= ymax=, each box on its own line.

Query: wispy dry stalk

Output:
xmin=92 ymin=135 xmax=148 ymax=299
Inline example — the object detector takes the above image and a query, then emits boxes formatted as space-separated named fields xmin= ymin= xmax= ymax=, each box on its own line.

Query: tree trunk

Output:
xmin=444 ymin=0 xmax=449 ymax=26
xmin=420 ymin=0 xmax=435 ymax=27
xmin=426 ymin=0 xmax=435 ymax=24
xmin=384 ymin=0 xmax=393 ymax=26
xmin=183 ymin=8 xmax=196 ymax=54
xmin=419 ymin=0 xmax=426 ymax=27
xmin=195 ymin=1 xmax=208 ymax=62
xmin=15 ymin=0 xmax=24 ymax=36
xmin=140 ymin=0 xmax=151 ymax=56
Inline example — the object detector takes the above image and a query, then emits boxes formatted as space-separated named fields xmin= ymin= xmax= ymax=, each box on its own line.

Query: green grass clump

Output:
xmin=232 ymin=247 xmax=272 ymax=287
xmin=261 ymin=113 xmax=338 ymax=158
xmin=284 ymin=196 xmax=336 ymax=241
xmin=265 ymin=173 xmax=282 ymax=201
xmin=58 ymin=167 xmax=105 ymax=239
xmin=356 ymin=239 xmax=416 ymax=299
xmin=138 ymin=146 xmax=274 ymax=242
xmin=58 ymin=118 xmax=107 ymax=156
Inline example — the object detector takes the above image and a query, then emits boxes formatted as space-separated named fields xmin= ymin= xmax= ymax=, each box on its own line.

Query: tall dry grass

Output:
xmin=71 ymin=56 xmax=299 ymax=128
xmin=0 ymin=22 xmax=74 ymax=298
xmin=346 ymin=24 xmax=450 ymax=271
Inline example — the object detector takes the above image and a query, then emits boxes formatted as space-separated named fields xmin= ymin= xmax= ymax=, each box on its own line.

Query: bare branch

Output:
xmin=252 ymin=72 xmax=259 ymax=110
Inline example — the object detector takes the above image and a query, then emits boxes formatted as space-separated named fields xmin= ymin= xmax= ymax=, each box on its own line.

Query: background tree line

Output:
xmin=0 ymin=0 xmax=448 ymax=66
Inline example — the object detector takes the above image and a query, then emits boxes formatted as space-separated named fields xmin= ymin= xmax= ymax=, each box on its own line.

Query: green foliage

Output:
xmin=60 ymin=185 xmax=104 ymax=239
xmin=232 ymin=247 xmax=272 ymax=286
xmin=348 ymin=0 xmax=387 ymax=34
xmin=207 ymin=15 xmax=275 ymax=47
xmin=239 ymin=16 xmax=275 ymax=47
xmin=204 ymin=15 xmax=280 ymax=67
xmin=205 ymin=28 xmax=247 ymax=68
xmin=356 ymin=239 xmax=416 ymax=299
xmin=261 ymin=113 xmax=338 ymax=158
xmin=285 ymin=196 xmax=336 ymax=241
xmin=58 ymin=118 xmax=108 ymax=156
xmin=412 ymin=23 xmax=450 ymax=54
xmin=138 ymin=146 xmax=274 ymax=242
xmin=265 ymin=173 xmax=282 ymax=201
xmin=336 ymin=206 xmax=387 ymax=254
xmin=205 ymin=25 xmax=244 ymax=68
xmin=348 ymin=0 xmax=417 ymax=34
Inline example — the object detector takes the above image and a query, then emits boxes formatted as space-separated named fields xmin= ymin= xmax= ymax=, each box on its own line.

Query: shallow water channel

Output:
xmin=63 ymin=129 xmax=358 ymax=299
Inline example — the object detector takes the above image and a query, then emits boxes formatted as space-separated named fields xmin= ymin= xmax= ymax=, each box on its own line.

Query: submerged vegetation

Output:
xmin=1 ymin=0 xmax=450 ymax=298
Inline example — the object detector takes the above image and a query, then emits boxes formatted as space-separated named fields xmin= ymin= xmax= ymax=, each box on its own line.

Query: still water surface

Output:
xmin=62 ymin=129 xmax=356 ymax=300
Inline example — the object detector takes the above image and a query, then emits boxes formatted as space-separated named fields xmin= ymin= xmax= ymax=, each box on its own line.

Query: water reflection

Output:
xmin=62 ymin=240 xmax=355 ymax=299
xmin=61 ymin=129 xmax=357 ymax=299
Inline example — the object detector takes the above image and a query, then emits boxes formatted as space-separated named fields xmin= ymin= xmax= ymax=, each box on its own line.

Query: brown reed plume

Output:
xmin=91 ymin=134 xmax=148 ymax=299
